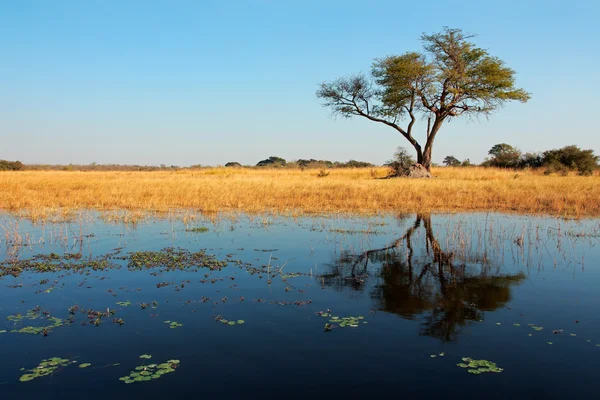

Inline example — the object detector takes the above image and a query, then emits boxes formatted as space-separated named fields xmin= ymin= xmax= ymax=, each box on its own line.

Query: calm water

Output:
xmin=1 ymin=212 xmax=599 ymax=399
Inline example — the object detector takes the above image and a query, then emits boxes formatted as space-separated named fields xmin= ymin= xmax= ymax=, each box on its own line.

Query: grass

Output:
xmin=0 ymin=167 xmax=599 ymax=219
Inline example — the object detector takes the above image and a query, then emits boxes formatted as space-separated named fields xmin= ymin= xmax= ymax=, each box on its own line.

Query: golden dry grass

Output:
xmin=1 ymin=167 xmax=599 ymax=220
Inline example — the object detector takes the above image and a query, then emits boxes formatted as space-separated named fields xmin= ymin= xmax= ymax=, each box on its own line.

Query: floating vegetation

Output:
xmin=78 ymin=363 xmax=92 ymax=368
xmin=119 ymin=357 xmax=180 ymax=384
xmin=528 ymin=324 xmax=544 ymax=331
xmin=186 ymin=226 xmax=209 ymax=233
xmin=6 ymin=307 xmax=65 ymax=336
xmin=127 ymin=248 xmax=229 ymax=271
xmin=116 ymin=301 xmax=131 ymax=307
xmin=319 ymin=313 xmax=366 ymax=329
xmin=164 ymin=321 xmax=183 ymax=329
xmin=457 ymin=358 xmax=503 ymax=374
xmin=0 ymin=252 xmax=115 ymax=278
xmin=20 ymin=357 xmax=75 ymax=382
xmin=213 ymin=315 xmax=244 ymax=326
xmin=0 ymin=247 xmax=234 ymax=277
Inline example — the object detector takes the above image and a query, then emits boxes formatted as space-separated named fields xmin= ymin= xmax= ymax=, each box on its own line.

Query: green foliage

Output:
xmin=485 ymin=143 xmax=521 ymax=168
xmin=519 ymin=152 xmax=544 ymax=169
xmin=317 ymin=27 xmax=530 ymax=169
xmin=385 ymin=147 xmax=415 ymax=176
xmin=458 ymin=357 xmax=503 ymax=374
xmin=256 ymin=156 xmax=287 ymax=167
xmin=224 ymin=162 xmax=242 ymax=167
xmin=339 ymin=159 xmax=374 ymax=168
xmin=120 ymin=358 xmax=180 ymax=383
xmin=20 ymin=357 xmax=75 ymax=382
xmin=542 ymin=145 xmax=598 ymax=176
xmin=0 ymin=160 xmax=24 ymax=171
xmin=443 ymin=155 xmax=462 ymax=167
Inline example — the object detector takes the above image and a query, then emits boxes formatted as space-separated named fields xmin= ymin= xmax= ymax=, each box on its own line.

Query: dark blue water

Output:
xmin=1 ymin=212 xmax=599 ymax=399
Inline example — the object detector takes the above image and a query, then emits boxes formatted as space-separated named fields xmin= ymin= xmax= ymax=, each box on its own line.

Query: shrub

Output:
xmin=385 ymin=147 xmax=415 ymax=176
xmin=541 ymin=145 xmax=599 ymax=176
xmin=256 ymin=156 xmax=286 ymax=167
xmin=0 ymin=160 xmax=24 ymax=171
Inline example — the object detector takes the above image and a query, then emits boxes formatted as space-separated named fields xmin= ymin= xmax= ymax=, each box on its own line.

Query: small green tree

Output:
xmin=486 ymin=143 xmax=521 ymax=168
xmin=317 ymin=27 xmax=530 ymax=171
xmin=256 ymin=156 xmax=287 ymax=167
xmin=386 ymin=147 xmax=415 ymax=176
xmin=443 ymin=155 xmax=461 ymax=167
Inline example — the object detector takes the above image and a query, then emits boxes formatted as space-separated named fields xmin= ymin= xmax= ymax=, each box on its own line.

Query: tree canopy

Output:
xmin=317 ymin=27 xmax=530 ymax=172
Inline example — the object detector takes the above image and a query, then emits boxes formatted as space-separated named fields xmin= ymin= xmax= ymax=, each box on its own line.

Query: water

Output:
xmin=1 ymin=212 xmax=599 ymax=399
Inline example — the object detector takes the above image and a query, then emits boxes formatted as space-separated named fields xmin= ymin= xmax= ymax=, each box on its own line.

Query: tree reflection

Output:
xmin=322 ymin=214 xmax=525 ymax=342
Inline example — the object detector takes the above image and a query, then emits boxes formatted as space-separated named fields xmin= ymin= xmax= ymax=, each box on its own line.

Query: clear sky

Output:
xmin=1 ymin=0 xmax=598 ymax=166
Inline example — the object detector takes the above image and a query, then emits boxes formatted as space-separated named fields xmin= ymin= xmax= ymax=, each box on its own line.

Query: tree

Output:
xmin=486 ymin=143 xmax=521 ymax=168
xmin=443 ymin=155 xmax=461 ymax=167
xmin=542 ymin=145 xmax=599 ymax=176
xmin=0 ymin=160 xmax=24 ymax=171
xmin=256 ymin=156 xmax=286 ymax=167
xmin=225 ymin=162 xmax=242 ymax=167
xmin=321 ymin=214 xmax=525 ymax=342
xmin=316 ymin=27 xmax=530 ymax=172
xmin=385 ymin=147 xmax=415 ymax=176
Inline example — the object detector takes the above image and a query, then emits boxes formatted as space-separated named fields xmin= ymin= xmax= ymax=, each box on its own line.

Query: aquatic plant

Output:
xmin=164 ymin=321 xmax=183 ymax=328
xmin=319 ymin=313 xmax=367 ymax=329
xmin=456 ymin=358 xmax=503 ymax=374
xmin=6 ymin=308 xmax=65 ymax=335
xmin=119 ymin=357 xmax=180 ymax=384
xmin=186 ymin=226 xmax=209 ymax=233
xmin=213 ymin=315 xmax=245 ymax=326
xmin=19 ymin=357 xmax=75 ymax=382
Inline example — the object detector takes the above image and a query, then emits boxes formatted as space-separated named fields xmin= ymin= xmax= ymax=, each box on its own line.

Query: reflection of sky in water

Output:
xmin=0 ymin=212 xmax=599 ymax=399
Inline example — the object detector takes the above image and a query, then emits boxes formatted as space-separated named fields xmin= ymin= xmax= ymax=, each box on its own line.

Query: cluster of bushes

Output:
xmin=480 ymin=144 xmax=599 ymax=175
xmin=0 ymin=160 xmax=24 ymax=171
xmin=224 ymin=157 xmax=374 ymax=169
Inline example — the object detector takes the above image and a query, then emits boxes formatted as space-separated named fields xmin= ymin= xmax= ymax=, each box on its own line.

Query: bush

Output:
xmin=518 ymin=152 xmax=544 ymax=169
xmin=443 ymin=155 xmax=462 ymax=167
xmin=542 ymin=145 xmax=599 ymax=176
xmin=225 ymin=162 xmax=242 ymax=167
xmin=0 ymin=160 xmax=24 ymax=171
xmin=486 ymin=143 xmax=521 ymax=168
xmin=256 ymin=156 xmax=286 ymax=167
xmin=385 ymin=147 xmax=415 ymax=176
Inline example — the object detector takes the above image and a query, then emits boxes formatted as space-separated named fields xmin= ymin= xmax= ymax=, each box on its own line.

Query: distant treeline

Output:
xmin=443 ymin=144 xmax=599 ymax=176
xmin=0 ymin=158 xmax=375 ymax=172
xmin=2 ymin=144 xmax=598 ymax=175
xmin=227 ymin=157 xmax=374 ymax=169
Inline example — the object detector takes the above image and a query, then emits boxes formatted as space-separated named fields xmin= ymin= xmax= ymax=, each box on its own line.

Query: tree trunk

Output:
xmin=415 ymin=144 xmax=424 ymax=165
xmin=421 ymin=117 xmax=444 ymax=171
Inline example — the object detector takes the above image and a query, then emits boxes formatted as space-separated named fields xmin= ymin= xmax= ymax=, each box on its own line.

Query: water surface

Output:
xmin=1 ymin=212 xmax=599 ymax=399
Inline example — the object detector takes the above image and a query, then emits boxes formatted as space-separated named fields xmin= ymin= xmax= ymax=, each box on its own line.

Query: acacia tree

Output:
xmin=316 ymin=27 xmax=530 ymax=172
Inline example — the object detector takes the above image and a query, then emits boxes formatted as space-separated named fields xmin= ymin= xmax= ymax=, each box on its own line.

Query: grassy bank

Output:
xmin=1 ymin=167 xmax=599 ymax=220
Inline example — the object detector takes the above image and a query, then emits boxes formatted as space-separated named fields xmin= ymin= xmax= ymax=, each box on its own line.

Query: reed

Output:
xmin=0 ymin=167 xmax=599 ymax=219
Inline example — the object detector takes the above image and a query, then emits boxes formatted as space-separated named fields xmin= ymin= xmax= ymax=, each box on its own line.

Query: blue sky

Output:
xmin=1 ymin=0 xmax=598 ymax=166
